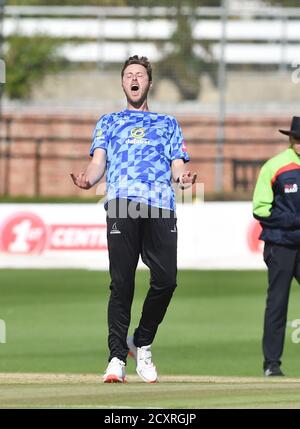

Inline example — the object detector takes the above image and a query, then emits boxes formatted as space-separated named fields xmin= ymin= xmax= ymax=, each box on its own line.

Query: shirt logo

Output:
xmin=126 ymin=127 xmax=150 ymax=145
xmin=94 ymin=129 xmax=104 ymax=141
xmin=131 ymin=127 xmax=145 ymax=139
xmin=284 ymin=183 xmax=298 ymax=193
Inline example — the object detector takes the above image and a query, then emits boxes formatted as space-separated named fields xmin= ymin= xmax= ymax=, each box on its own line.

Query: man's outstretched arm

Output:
xmin=171 ymin=159 xmax=197 ymax=189
xmin=70 ymin=148 xmax=106 ymax=190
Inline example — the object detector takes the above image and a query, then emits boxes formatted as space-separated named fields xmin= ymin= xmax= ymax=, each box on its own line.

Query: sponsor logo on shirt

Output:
xmin=126 ymin=127 xmax=150 ymax=145
xmin=131 ymin=127 xmax=145 ymax=139
xmin=94 ymin=129 xmax=104 ymax=141
xmin=284 ymin=183 xmax=298 ymax=193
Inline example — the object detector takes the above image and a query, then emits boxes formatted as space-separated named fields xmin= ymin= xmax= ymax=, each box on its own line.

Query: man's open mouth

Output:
xmin=131 ymin=84 xmax=139 ymax=92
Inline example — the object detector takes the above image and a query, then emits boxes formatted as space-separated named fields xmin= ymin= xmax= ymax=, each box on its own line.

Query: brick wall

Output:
xmin=0 ymin=113 xmax=292 ymax=198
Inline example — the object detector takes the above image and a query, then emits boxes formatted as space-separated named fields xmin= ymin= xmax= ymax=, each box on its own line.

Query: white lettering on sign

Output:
xmin=50 ymin=226 xmax=106 ymax=249
xmin=9 ymin=220 xmax=44 ymax=252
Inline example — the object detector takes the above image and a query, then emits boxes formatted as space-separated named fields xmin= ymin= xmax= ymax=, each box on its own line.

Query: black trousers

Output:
xmin=106 ymin=199 xmax=178 ymax=363
xmin=263 ymin=242 xmax=300 ymax=369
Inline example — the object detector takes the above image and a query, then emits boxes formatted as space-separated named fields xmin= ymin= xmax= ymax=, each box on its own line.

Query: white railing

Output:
xmin=4 ymin=5 xmax=300 ymax=17
xmin=3 ymin=18 xmax=300 ymax=41
xmin=3 ymin=5 xmax=300 ymax=65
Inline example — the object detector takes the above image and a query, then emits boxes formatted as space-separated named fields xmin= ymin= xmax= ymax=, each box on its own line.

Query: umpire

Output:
xmin=253 ymin=116 xmax=300 ymax=376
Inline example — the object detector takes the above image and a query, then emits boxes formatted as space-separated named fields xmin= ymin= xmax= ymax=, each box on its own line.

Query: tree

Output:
xmin=156 ymin=9 xmax=217 ymax=100
xmin=4 ymin=35 xmax=67 ymax=99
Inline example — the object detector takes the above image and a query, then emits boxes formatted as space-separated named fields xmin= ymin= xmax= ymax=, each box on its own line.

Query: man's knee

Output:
xmin=151 ymin=277 xmax=177 ymax=293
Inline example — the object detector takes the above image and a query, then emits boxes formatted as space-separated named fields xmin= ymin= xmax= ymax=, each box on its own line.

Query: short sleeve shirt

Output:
xmin=89 ymin=109 xmax=189 ymax=211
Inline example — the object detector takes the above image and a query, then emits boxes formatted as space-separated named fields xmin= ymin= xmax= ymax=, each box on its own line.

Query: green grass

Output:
xmin=1 ymin=269 xmax=300 ymax=376
xmin=2 ymin=379 xmax=300 ymax=409
xmin=1 ymin=269 xmax=300 ymax=408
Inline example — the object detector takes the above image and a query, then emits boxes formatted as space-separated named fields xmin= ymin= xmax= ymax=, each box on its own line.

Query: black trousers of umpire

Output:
xmin=106 ymin=199 xmax=178 ymax=363
xmin=263 ymin=242 xmax=300 ymax=369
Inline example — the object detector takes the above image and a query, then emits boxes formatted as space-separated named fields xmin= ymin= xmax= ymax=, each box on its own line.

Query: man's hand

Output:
xmin=171 ymin=159 xmax=197 ymax=190
xmin=70 ymin=149 xmax=106 ymax=191
xmin=70 ymin=172 xmax=92 ymax=190
xmin=177 ymin=171 xmax=197 ymax=189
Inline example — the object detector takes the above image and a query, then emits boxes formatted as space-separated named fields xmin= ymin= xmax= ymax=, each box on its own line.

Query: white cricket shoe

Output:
xmin=103 ymin=357 xmax=126 ymax=383
xmin=127 ymin=336 xmax=158 ymax=383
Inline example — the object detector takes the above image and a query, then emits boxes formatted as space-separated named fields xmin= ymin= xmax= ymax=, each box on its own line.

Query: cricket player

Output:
xmin=253 ymin=116 xmax=300 ymax=376
xmin=71 ymin=55 xmax=196 ymax=383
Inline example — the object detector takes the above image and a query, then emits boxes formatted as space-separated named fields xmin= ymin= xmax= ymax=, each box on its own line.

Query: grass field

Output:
xmin=1 ymin=269 xmax=300 ymax=408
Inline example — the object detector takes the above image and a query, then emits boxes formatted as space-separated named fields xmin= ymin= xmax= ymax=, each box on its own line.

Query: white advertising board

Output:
xmin=0 ymin=203 xmax=265 ymax=270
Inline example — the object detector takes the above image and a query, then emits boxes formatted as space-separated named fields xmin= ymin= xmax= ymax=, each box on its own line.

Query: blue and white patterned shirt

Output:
xmin=89 ymin=109 xmax=189 ymax=211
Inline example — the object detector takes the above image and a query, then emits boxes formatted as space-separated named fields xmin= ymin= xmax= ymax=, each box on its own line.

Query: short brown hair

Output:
xmin=121 ymin=55 xmax=152 ymax=82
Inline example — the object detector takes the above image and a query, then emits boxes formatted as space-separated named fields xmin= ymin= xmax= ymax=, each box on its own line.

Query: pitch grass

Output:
xmin=2 ymin=374 xmax=300 ymax=409
xmin=1 ymin=269 xmax=300 ymax=408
